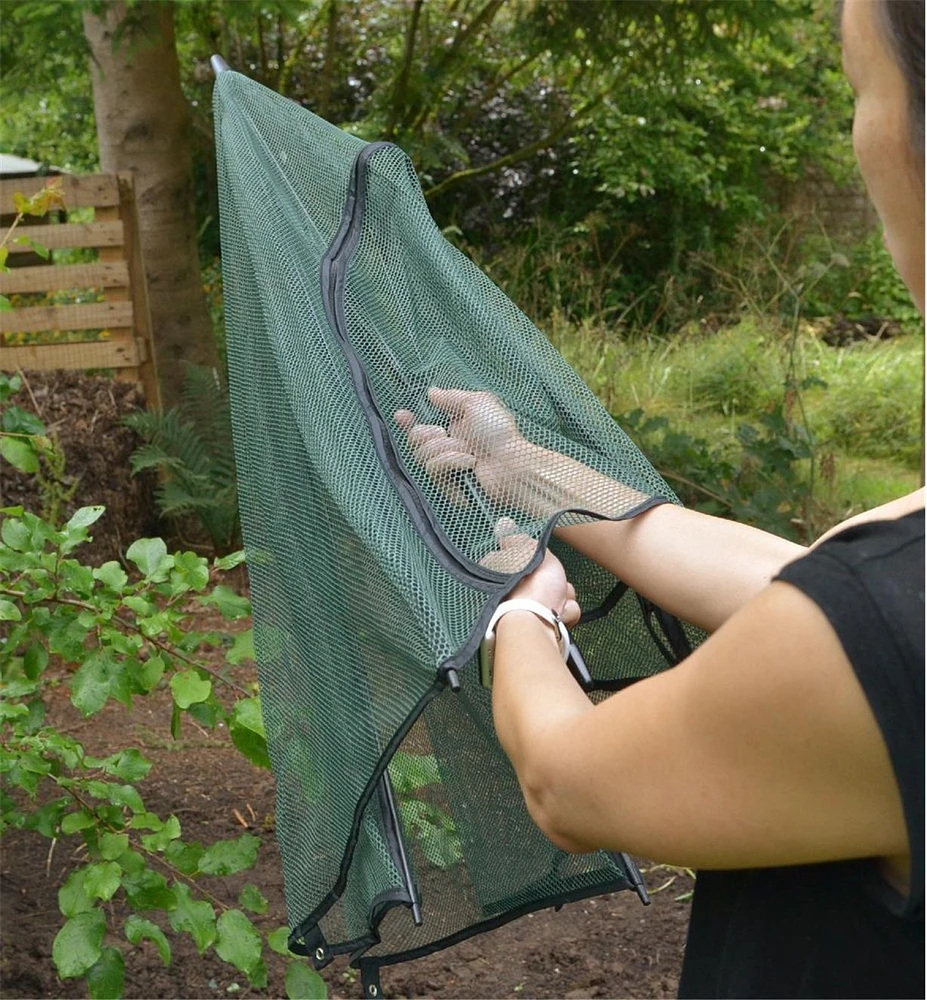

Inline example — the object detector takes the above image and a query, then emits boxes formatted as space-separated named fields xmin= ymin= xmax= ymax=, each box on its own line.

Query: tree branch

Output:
xmin=400 ymin=0 xmax=506 ymax=135
xmin=385 ymin=0 xmax=424 ymax=141
xmin=317 ymin=0 xmax=339 ymax=120
xmin=423 ymin=92 xmax=605 ymax=202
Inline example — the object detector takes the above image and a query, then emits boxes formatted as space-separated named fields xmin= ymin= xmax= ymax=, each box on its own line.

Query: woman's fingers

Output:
xmin=562 ymin=598 xmax=581 ymax=627
xmin=428 ymin=386 xmax=480 ymax=418
xmin=494 ymin=517 xmax=522 ymax=546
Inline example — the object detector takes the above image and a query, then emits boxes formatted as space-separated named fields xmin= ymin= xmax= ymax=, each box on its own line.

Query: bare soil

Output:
xmin=0 ymin=664 xmax=693 ymax=999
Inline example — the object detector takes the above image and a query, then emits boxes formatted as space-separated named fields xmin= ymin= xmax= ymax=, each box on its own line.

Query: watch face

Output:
xmin=478 ymin=636 xmax=495 ymax=689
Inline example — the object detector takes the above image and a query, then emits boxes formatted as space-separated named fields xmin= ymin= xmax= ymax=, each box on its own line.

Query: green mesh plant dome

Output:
xmin=213 ymin=62 xmax=699 ymax=994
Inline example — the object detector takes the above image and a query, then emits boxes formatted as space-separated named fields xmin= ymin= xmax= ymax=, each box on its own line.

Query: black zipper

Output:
xmin=320 ymin=142 xmax=507 ymax=591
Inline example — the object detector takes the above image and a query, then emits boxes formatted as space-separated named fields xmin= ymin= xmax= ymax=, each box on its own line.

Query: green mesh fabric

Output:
xmin=214 ymin=70 xmax=698 ymax=973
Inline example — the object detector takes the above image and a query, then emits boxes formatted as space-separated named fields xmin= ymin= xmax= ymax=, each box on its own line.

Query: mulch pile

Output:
xmin=0 ymin=370 xmax=159 ymax=564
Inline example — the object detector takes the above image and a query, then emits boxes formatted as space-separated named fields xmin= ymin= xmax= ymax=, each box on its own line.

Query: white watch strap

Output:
xmin=485 ymin=598 xmax=570 ymax=659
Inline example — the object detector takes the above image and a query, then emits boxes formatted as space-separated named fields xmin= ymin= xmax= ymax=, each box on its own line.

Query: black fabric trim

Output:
xmin=351 ymin=874 xmax=635 ymax=976
xmin=288 ymin=676 xmax=444 ymax=956
xmin=320 ymin=142 xmax=506 ymax=590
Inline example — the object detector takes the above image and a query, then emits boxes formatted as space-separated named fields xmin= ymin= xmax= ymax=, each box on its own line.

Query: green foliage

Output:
xmin=802 ymin=335 xmax=924 ymax=467
xmin=801 ymin=231 xmax=924 ymax=330
xmin=390 ymin=751 xmax=463 ymax=869
xmin=124 ymin=364 xmax=240 ymax=555
xmin=0 ymin=373 xmax=79 ymax=522
xmin=0 ymin=499 xmax=327 ymax=999
xmin=0 ymin=1 xmax=97 ymax=172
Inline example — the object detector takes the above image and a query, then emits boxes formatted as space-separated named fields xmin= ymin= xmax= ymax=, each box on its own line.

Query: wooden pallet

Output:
xmin=0 ymin=173 xmax=160 ymax=409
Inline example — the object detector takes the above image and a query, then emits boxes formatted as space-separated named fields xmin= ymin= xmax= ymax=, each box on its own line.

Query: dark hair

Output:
xmin=880 ymin=0 xmax=925 ymax=159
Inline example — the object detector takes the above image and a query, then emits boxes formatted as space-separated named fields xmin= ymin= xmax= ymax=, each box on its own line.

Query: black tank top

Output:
xmin=678 ymin=511 xmax=924 ymax=999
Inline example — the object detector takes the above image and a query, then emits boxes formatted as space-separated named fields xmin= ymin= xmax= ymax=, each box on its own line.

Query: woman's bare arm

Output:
xmin=492 ymin=580 xmax=908 ymax=874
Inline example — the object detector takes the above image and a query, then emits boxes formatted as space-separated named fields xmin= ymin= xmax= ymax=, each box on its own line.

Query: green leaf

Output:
xmin=1 ymin=514 xmax=31 ymax=550
xmin=124 ymin=915 xmax=171 ymax=965
xmin=163 ymin=839 xmax=204 ymax=874
xmin=226 ymin=628 xmax=255 ymax=666
xmin=141 ymin=815 xmax=181 ymax=852
xmin=249 ymin=959 xmax=269 ymax=989
xmin=170 ymin=702 xmax=182 ymax=740
xmin=229 ymin=697 xmax=271 ymax=769
xmin=30 ymin=239 xmax=50 ymax=260
xmin=0 ymin=700 xmax=29 ymax=721
xmin=71 ymin=652 xmax=117 ymax=716
xmin=25 ymin=797 xmax=68 ymax=837
xmin=203 ymin=584 xmax=251 ymax=619
xmin=214 ymin=909 xmax=262 ymax=977
xmin=238 ymin=883 xmax=268 ymax=915
xmin=122 ymin=594 xmax=153 ymax=616
xmin=167 ymin=882 xmax=216 ymax=954
xmin=0 ymin=374 xmax=21 ymax=400
xmin=134 ymin=654 xmax=165 ymax=693
xmin=106 ymin=784 xmax=144 ymax=812
xmin=170 ymin=550 xmax=209 ymax=592
xmin=61 ymin=810 xmax=95 ymax=834
xmin=266 ymin=926 xmax=291 ymax=956
xmin=93 ymin=561 xmax=128 ymax=591
xmin=197 ymin=834 xmax=260 ymax=877
xmin=52 ymin=909 xmax=107 ymax=979
xmin=23 ymin=643 xmax=49 ymax=680
xmin=125 ymin=537 xmax=173 ymax=580
xmin=0 ymin=597 xmax=22 ymax=621
xmin=59 ymin=867 xmax=95 ymax=918
xmin=110 ymin=748 xmax=152 ymax=783
xmin=214 ymin=550 xmax=247 ymax=571
xmin=170 ymin=670 xmax=211 ymax=709
xmin=84 ymin=862 xmax=122 ymax=902
xmin=0 ymin=294 xmax=11 ymax=311
xmin=67 ymin=506 xmax=105 ymax=532
xmin=0 ymin=436 xmax=40 ymax=473
xmin=285 ymin=960 xmax=329 ymax=1000
xmin=99 ymin=833 xmax=130 ymax=861
xmin=2 ymin=405 xmax=45 ymax=435
xmin=390 ymin=752 xmax=442 ymax=795
xmin=86 ymin=947 xmax=124 ymax=1000
xmin=121 ymin=868 xmax=174 ymax=912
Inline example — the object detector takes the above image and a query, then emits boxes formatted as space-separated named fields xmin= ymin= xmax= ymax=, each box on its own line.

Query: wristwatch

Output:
xmin=478 ymin=598 xmax=570 ymax=688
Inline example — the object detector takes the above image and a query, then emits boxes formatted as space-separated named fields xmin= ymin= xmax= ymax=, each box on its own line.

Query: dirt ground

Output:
xmin=1 ymin=373 xmax=693 ymax=999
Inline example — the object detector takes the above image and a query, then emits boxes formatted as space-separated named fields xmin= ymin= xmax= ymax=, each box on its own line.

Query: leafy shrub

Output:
xmin=124 ymin=364 xmax=240 ymax=556
xmin=0 ymin=504 xmax=326 ymax=999
xmin=801 ymin=230 xmax=924 ymax=331
xmin=620 ymin=394 xmax=822 ymax=541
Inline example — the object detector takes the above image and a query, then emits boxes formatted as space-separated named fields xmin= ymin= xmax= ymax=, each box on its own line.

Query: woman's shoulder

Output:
xmin=810 ymin=488 xmax=924 ymax=549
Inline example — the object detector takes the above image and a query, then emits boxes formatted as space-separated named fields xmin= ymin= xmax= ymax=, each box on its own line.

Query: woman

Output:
xmin=396 ymin=1 xmax=924 ymax=995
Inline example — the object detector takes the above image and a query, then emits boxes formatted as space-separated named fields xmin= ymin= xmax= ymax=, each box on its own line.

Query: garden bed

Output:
xmin=1 ymin=615 xmax=692 ymax=1000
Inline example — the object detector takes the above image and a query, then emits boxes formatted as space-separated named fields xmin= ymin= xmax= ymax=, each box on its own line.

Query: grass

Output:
xmin=548 ymin=314 xmax=923 ymax=531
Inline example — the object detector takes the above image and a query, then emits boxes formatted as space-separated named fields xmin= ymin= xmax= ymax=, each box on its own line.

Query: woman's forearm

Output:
xmin=503 ymin=442 xmax=805 ymax=632
xmin=556 ymin=504 xmax=804 ymax=633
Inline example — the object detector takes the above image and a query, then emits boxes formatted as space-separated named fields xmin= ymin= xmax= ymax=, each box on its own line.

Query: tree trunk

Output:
xmin=83 ymin=0 xmax=218 ymax=410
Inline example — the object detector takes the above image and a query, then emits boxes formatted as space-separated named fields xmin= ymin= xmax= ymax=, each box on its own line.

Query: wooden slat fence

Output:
xmin=0 ymin=173 xmax=160 ymax=408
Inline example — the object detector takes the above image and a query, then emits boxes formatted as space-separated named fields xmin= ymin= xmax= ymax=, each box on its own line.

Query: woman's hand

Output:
xmin=395 ymin=388 xmax=552 ymax=513
xmin=482 ymin=517 xmax=581 ymax=626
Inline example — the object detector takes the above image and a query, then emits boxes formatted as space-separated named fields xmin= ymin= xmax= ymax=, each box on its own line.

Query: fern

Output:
xmin=124 ymin=364 xmax=240 ymax=554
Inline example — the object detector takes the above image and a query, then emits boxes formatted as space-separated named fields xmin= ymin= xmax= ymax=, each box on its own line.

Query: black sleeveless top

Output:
xmin=678 ymin=511 xmax=924 ymax=999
